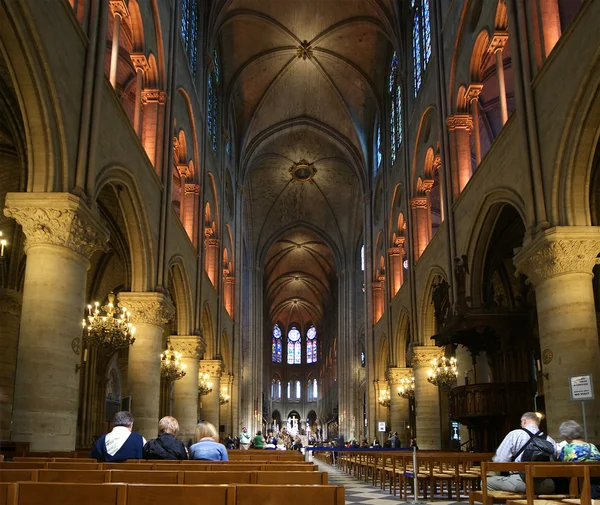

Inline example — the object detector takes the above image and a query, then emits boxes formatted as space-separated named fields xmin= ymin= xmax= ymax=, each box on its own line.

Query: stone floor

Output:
xmin=315 ymin=459 xmax=465 ymax=505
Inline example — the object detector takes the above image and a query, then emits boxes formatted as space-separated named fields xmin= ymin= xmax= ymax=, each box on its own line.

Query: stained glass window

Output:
xmin=390 ymin=101 xmax=396 ymax=166
xmin=423 ymin=0 xmax=431 ymax=65
xmin=307 ymin=326 xmax=317 ymax=363
xmin=412 ymin=1 xmax=431 ymax=97
xmin=389 ymin=53 xmax=403 ymax=166
xmin=413 ymin=12 xmax=422 ymax=97
xmin=313 ymin=379 xmax=318 ymax=400
xmin=376 ymin=125 xmax=382 ymax=174
xmin=270 ymin=380 xmax=275 ymax=400
xmin=207 ymin=75 xmax=214 ymax=146
xmin=287 ymin=327 xmax=301 ymax=364
xmin=395 ymin=85 xmax=402 ymax=149
xmin=207 ymin=49 xmax=219 ymax=152
xmin=181 ymin=0 xmax=198 ymax=82
xmin=225 ymin=140 xmax=231 ymax=157
xmin=213 ymin=49 xmax=220 ymax=84
xmin=388 ymin=52 xmax=398 ymax=94
xmin=361 ymin=244 xmax=365 ymax=271
xmin=272 ymin=324 xmax=282 ymax=363
xmin=287 ymin=381 xmax=291 ymax=399
xmin=277 ymin=380 xmax=281 ymax=400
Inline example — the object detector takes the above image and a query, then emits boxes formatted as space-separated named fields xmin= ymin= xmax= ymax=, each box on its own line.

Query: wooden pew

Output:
xmin=469 ymin=462 xmax=527 ymax=505
xmin=157 ymin=463 xmax=210 ymax=471
xmin=13 ymin=482 xmax=127 ymax=505
xmin=0 ymin=470 xmax=38 ymax=482
xmin=184 ymin=471 xmax=254 ymax=484
xmin=254 ymin=471 xmax=328 ymax=485
xmin=0 ymin=483 xmax=16 ymax=505
xmin=102 ymin=463 xmax=154 ymax=471
xmin=126 ymin=484 xmax=235 ymax=505
xmin=235 ymin=485 xmax=344 ymax=505
xmin=0 ymin=463 xmax=47 ymax=470
xmin=108 ymin=470 xmax=183 ymax=484
xmin=48 ymin=462 xmax=102 ymax=470
xmin=38 ymin=470 xmax=109 ymax=483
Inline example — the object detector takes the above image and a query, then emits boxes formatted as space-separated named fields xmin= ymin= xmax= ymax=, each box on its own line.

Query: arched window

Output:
xmin=313 ymin=379 xmax=318 ymax=400
xmin=181 ymin=0 xmax=198 ymax=82
xmin=307 ymin=326 xmax=317 ymax=364
xmin=287 ymin=381 xmax=291 ymax=399
xmin=376 ymin=125 xmax=382 ymax=176
xmin=271 ymin=378 xmax=281 ymax=401
xmin=270 ymin=380 xmax=275 ymax=400
xmin=272 ymin=324 xmax=282 ymax=363
xmin=389 ymin=52 xmax=399 ymax=165
xmin=295 ymin=380 xmax=301 ymax=400
xmin=277 ymin=380 xmax=281 ymax=400
xmin=207 ymin=49 xmax=219 ymax=152
xmin=287 ymin=327 xmax=301 ymax=364
xmin=412 ymin=0 xmax=431 ymax=97
xmin=361 ymin=244 xmax=365 ymax=271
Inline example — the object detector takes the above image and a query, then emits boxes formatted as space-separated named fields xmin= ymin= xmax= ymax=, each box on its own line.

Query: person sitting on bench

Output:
xmin=90 ymin=411 xmax=146 ymax=462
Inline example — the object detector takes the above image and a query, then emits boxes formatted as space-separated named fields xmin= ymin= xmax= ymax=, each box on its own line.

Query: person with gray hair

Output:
xmin=90 ymin=411 xmax=147 ymax=462
xmin=558 ymin=420 xmax=600 ymax=462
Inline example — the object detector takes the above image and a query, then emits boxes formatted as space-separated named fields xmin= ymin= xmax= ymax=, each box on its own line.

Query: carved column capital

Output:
xmin=109 ymin=0 xmax=129 ymax=18
xmin=3 ymin=192 xmax=109 ymax=259
xmin=200 ymin=359 xmax=224 ymax=378
xmin=386 ymin=367 xmax=413 ymax=384
xmin=446 ymin=114 xmax=473 ymax=132
xmin=465 ymin=84 xmax=484 ymax=102
xmin=410 ymin=196 xmax=428 ymax=209
xmin=0 ymin=288 xmax=22 ymax=317
xmin=170 ymin=336 xmax=202 ymax=359
xmin=388 ymin=247 xmax=402 ymax=257
xmin=514 ymin=227 xmax=600 ymax=287
xmin=117 ymin=292 xmax=175 ymax=327
xmin=141 ymin=89 xmax=167 ymax=105
xmin=407 ymin=346 xmax=443 ymax=367
xmin=185 ymin=184 xmax=200 ymax=195
xmin=130 ymin=53 xmax=149 ymax=73
xmin=488 ymin=32 xmax=509 ymax=53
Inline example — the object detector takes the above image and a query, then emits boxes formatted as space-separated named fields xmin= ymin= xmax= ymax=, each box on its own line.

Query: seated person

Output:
xmin=143 ymin=415 xmax=188 ymax=460
xmin=90 ymin=411 xmax=146 ymax=462
xmin=253 ymin=430 xmax=265 ymax=449
xmin=189 ymin=421 xmax=228 ymax=461
xmin=265 ymin=430 xmax=277 ymax=449
xmin=558 ymin=420 xmax=600 ymax=498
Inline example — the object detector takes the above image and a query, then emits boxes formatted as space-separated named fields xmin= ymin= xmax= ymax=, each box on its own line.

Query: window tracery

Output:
xmin=287 ymin=327 xmax=301 ymax=364
xmin=207 ymin=49 xmax=219 ymax=152
xmin=307 ymin=326 xmax=317 ymax=363
xmin=181 ymin=0 xmax=198 ymax=82
xmin=412 ymin=0 xmax=431 ymax=97
xmin=272 ymin=324 xmax=282 ymax=363
xmin=389 ymin=53 xmax=403 ymax=166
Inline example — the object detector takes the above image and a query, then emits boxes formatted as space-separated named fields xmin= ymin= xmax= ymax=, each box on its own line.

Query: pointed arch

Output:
xmin=168 ymin=256 xmax=194 ymax=335
xmin=419 ymin=266 xmax=449 ymax=343
xmin=202 ymin=301 xmax=216 ymax=359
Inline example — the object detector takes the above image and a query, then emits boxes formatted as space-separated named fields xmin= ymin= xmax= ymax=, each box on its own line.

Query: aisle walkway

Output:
xmin=315 ymin=459 xmax=463 ymax=505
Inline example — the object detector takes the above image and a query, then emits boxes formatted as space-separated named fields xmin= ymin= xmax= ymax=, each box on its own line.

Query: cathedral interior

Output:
xmin=0 ymin=0 xmax=599 ymax=454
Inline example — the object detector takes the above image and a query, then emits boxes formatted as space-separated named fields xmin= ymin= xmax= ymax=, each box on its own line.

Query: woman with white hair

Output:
xmin=558 ymin=420 xmax=600 ymax=462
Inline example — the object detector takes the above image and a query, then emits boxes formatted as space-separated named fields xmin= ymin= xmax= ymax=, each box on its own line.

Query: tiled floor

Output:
xmin=315 ymin=459 xmax=465 ymax=505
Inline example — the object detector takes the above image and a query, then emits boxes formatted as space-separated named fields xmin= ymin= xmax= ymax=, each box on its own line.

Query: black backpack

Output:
xmin=513 ymin=429 xmax=554 ymax=462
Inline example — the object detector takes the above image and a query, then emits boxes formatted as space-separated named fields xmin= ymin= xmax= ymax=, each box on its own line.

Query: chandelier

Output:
xmin=398 ymin=375 xmax=415 ymax=400
xmin=160 ymin=345 xmax=186 ymax=382
xmin=219 ymin=389 xmax=230 ymax=405
xmin=427 ymin=356 xmax=458 ymax=388
xmin=198 ymin=372 xmax=213 ymax=396
xmin=82 ymin=293 xmax=136 ymax=350
xmin=378 ymin=389 xmax=391 ymax=408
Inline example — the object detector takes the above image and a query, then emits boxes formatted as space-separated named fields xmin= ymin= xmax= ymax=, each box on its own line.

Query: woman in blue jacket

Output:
xmin=189 ymin=421 xmax=228 ymax=461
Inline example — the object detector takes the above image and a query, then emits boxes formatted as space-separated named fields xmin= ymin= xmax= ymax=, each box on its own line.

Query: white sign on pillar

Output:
xmin=378 ymin=422 xmax=386 ymax=432
xmin=569 ymin=374 xmax=594 ymax=442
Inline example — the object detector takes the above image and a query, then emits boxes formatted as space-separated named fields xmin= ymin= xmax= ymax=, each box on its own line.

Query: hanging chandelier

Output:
xmin=219 ymin=388 xmax=230 ymax=405
xmin=198 ymin=372 xmax=213 ymax=396
xmin=378 ymin=389 xmax=391 ymax=408
xmin=82 ymin=293 xmax=136 ymax=350
xmin=397 ymin=375 xmax=415 ymax=399
xmin=427 ymin=356 xmax=458 ymax=388
xmin=160 ymin=345 xmax=186 ymax=382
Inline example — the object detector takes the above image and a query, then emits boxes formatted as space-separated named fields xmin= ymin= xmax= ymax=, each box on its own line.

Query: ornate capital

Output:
xmin=224 ymin=275 xmax=235 ymax=285
xmin=421 ymin=179 xmax=435 ymax=193
xmin=446 ymin=114 xmax=473 ymax=132
xmin=206 ymin=238 xmax=220 ymax=248
xmin=170 ymin=336 xmax=202 ymax=359
xmin=488 ymin=32 xmax=509 ymax=53
xmin=465 ymin=84 xmax=484 ymax=102
xmin=0 ymin=288 xmax=22 ymax=317
xmin=388 ymin=247 xmax=402 ymax=257
xmin=514 ymin=227 xmax=600 ymax=287
xmin=185 ymin=184 xmax=200 ymax=195
xmin=117 ymin=292 xmax=175 ymax=327
xmin=407 ymin=346 xmax=443 ymax=367
xmin=200 ymin=359 xmax=224 ymax=378
xmin=3 ymin=192 xmax=109 ymax=259
xmin=109 ymin=0 xmax=129 ymax=18
xmin=176 ymin=164 xmax=191 ymax=178
xmin=141 ymin=89 xmax=167 ymax=105
xmin=386 ymin=367 xmax=413 ymax=384
xmin=411 ymin=196 xmax=428 ymax=210
xmin=130 ymin=53 xmax=149 ymax=73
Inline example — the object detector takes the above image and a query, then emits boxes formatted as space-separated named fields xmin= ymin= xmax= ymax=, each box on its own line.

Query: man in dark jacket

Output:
xmin=90 ymin=411 xmax=146 ymax=462
xmin=143 ymin=416 xmax=188 ymax=460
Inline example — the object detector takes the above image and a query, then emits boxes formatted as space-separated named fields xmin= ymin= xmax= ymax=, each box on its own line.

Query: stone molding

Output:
xmin=446 ymin=114 xmax=473 ymax=132
xmin=388 ymin=247 xmax=402 ymax=257
xmin=407 ymin=346 xmax=443 ymax=367
xmin=141 ymin=89 xmax=167 ymax=105
xmin=488 ymin=32 xmax=509 ymax=53
xmin=109 ymin=0 xmax=129 ymax=18
xmin=3 ymin=193 xmax=109 ymax=259
xmin=514 ymin=227 xmax=600 ymax=287
xmin=117 ymin=292 xmax=175 ymax=327
xmin=176 ymin=164 xmax=191 ymax=178
xmin=185 ymin=184 xmax=200 ymax=195
xmin=0 ymin=289 xmax=22 ymax=317
xmin=386 ymin=367 xmax=413 ymax=384
xmin=221 ymin=374 xmax=234 ymax=388
xmin=465 ymin=84 xmax=484 ymax=102
xmin=200 ymin=359 xmax=224 ymax=378
xmin=169 ymin=336 xmax=202 ymax=360
xmin=411 ymin=197 xmax=428 ymax=209
xmin=130 ymin=53 xmax=149 ymax=72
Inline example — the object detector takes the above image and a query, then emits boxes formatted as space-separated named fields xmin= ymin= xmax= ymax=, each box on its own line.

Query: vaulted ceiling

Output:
xmin=215 ymin=0 xmax=398 ymax=328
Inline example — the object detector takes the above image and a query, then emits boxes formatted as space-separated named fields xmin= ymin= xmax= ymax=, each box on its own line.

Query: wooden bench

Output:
xmin=38 ymin=470 xmax=109 ymax=483
xmin=0 ymin=463 xmax=47 ymax=470
xmin=48 ymin=462 xmax=102 ymax=470
xmin=469 ymin=462 xmax=527 ymax=505
xmin=254 ymin=471 xmax=328 ymax=485
xmin=183 ymin=471 xmax=254 ymax=485
xmin=0 ymin=483 xmax=16 ymax=505
xmin=13 ymin=482 xmax=127 ymax=505
xmin=108 ymin=470 xmax=182 ymax=484
xmin=126 ymin=484 xmax=235 ymax=505
xmin=0 ymin=470 xmax=38 ymax=483
xmin=235 ymin=485 xmax=344 ymax=505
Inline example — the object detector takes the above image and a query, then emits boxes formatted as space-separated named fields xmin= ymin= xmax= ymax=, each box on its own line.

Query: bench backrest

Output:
xmin=38 ymin=470 xmax=109 ymax=483
xmin=126 ymin=484 xmax=234 ymax=505
xmin=254 ymin=471 xmax=328 ymax=485
xmin=0 ymin=470 xmax=38 ymax=482
xmin=48 ymin=462 xmax=102 ymax=470
xmin=15 ymin=482 xmax=127 ymax=505
xmin=0 ymin=483 xmax=16 ymax=505
xmin=158 ymin=463 xmax=211 ymax=471
xmin=102 ymin=463 xmax=154 ymax=471
xmin=235 ymin=485 xmax=343 ymax=505
xmin=0 ymin=462 xmax=47 ymax=470
xmin=108 ymin=470 xmax=182 ymax=484
xmin=183 ymin=471 xmax=254 ymax=484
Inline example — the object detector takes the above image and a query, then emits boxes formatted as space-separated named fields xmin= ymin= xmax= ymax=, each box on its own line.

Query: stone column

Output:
xmin=0 ymin=289 xmax=22 ymax=440
xmin=184 ymin=184 xmax=200 ymax=246
xmin=223 ymin=274 xmax=235 ymax=317
xmin=387 ymin=367 xmax=412 ymax=440
xmin=373 ymin=379 xmax=389 ymax=435
xmin=220 ymin=374 xmax=234 ymax=437
xmin=3 ymin=193 xmax=109 ymax=451
xmin=410 ymin=346 xmax=443 ymax=450
xmin=514 ymin=227 xmax=600 ymax=440
xmin=118 ymin=292 xmax=174 ymax=441
xmin=108 ymin=1 xmax=129 ymax=88
xmin=170 ymin=336 xmax=201 ymax=441
xmin=372 ymin=277 xmax=385 ymax=323
xmin=446 ymin=114 xmax=473 ymax=196
xmin=466 ymin=84 xmax=484 ymax=166
xmin=199 ymin=360 xmax=223 ymax=430
xmin=489 ymin=32 xmax=509 ymax=125
xmin=411 ymin=197 xmax=429 ymax=260
xmin=205 ymin=238 xmax=220 ymax=288
xmin=141 ymin=90 xmax=167 ymax=171
xmin=130 ymin=53 xmax=149 ymax=136
xmin=388 ymin=246 xmax=403 ymax=297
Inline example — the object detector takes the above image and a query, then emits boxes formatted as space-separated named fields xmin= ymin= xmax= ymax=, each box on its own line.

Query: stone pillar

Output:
xmin=130 ymin=53 xmax=149 ymax=136
xmin=223 ymin=274 xmax=235 ymax=317
xmin=170 ymin=336 xmax=201 ymax=441
xmin=388 ymin=246 xmax=403 ymax=297
xmin=446 ymin=114 xmax=473 ymax=196
xmin=141 ymin=90 xmax=167 ymax=171
xmin=422 ymin=179 xmax=435 ymax=240
xmin=372 ymin=277 xmax=385 ymax=323
xmin=466 ymin=84 xmax=484 ymax=166
xmin=220 ymin=374 xmax=234 ymax=437
xmin=0 ymin=289 xmax=22 ymax=440
xmin=3 ymin=193 xmax=109 ymax=451
xmin=108 ymin=1 xmax=128 ymax=88
xmin=387 ymin=367 xmax=412 ymax=441
xmin=205 ymin=238 xmax=220 ymax=288
xmin=118 ymin=292 xmax=174 ymax=441
xmin=410 ymin=346 xmax=443 ymax=450
xmin=199 ymin=360 xmax=223 ymax=431
xmin=411 ymin=197 xmax=429 ymax=260
xmin=373 ymin=379 xmax=389 ymax=435
xmin=514 ymin=227 xmax=600 ymax=441
xmin=184 ymin=184 xmax=200 ymax=246
xmin=489 ymin=32 xmax=509 ymax=126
